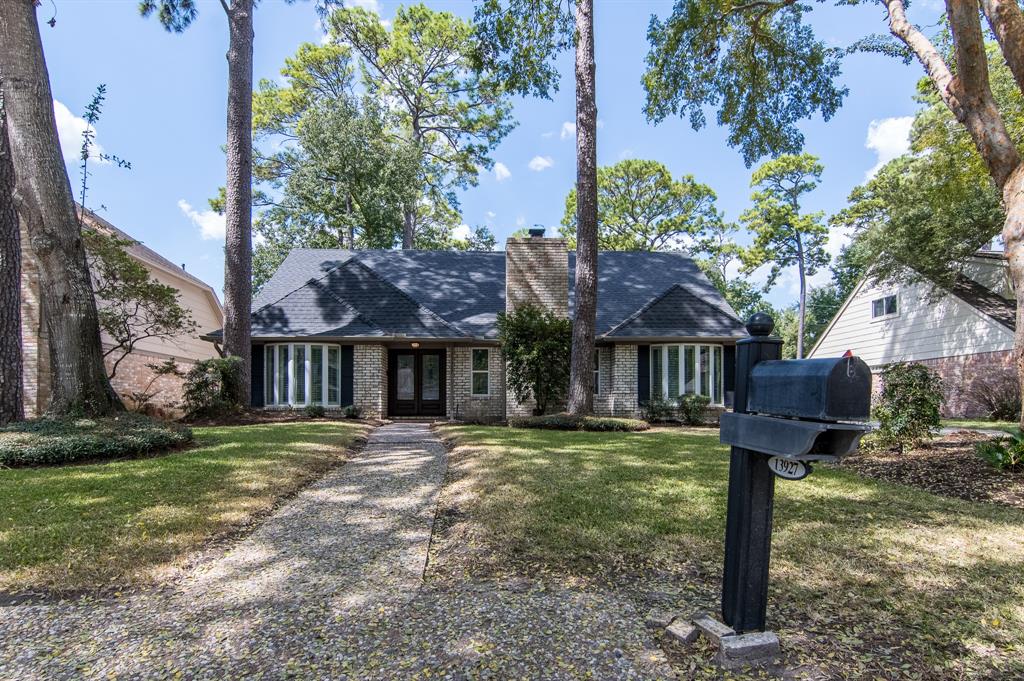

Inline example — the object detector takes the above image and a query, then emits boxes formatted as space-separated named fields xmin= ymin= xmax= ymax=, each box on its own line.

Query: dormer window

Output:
xmin=871 ymin=294 xmax=898 ymax=319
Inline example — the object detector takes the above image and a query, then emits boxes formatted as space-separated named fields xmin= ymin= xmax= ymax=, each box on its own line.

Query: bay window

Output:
xmin=264 ymin=343 xmax=344 ymax=407
xmin=649 ymin=343 xmax=725 ymax=405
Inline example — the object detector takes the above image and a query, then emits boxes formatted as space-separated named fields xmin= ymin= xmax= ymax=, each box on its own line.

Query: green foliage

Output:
xmin=508 ymin=414 xmax=649 ymax=432
xmin=641 ymin=395 xmax=676 ymax=423
xmin=304 ymin=404 xmax=326 ymax=419
xmin=677 ymin=393 xmax=711 ymax=426
xmin=344 ymin=404 xmax=360 ymax=419
xmin=558 ymin=159 xmax=721 ymax=250
xmin=182 ymin=357 xmax=244 ymax=418
xmin=643 ymin=0 xmax=847 ymax=166
xmin=497 ymin=304 xmax=572 ymax=415
xmin=82 ymin=227 xmax=197 ymax=380
xmin=138 ymin=0 xmax=198 ymax=33
xmin=0 ymin=414 xmax=192 ymax=467
xmin=874 ymin=363 xmax=944 ymax=453
xmin=965 ymin=369 xmax=1022 ymax=423
xmin=975 ymin=432 xmax=1024 ymax=471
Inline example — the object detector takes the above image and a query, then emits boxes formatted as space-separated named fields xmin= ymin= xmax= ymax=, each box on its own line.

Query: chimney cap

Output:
xmin=528 ymin=227 xmax=545 ymax=238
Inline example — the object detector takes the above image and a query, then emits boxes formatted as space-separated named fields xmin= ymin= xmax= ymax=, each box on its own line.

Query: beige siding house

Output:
xmin=809 ymin=252 xmax=1014 ymax=417
xmin=20 ymin=209 xmax=223 ymax=415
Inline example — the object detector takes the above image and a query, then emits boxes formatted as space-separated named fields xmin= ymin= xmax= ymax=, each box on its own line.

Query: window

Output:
xmin=593 ymin=349 xmax=601 ymax=395
xmin=471 ymin=348 xmax=490 ymax=396
xmin=264 ymin=343 xmax=343 ymax=407
xmin=871 ymin=294 xmax=898 ymax=319
xmin=649 ymin=343 xmax=725 ymax=405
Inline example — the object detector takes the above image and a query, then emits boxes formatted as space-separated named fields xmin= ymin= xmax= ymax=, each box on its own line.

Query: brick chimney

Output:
xmin=505 ymin=228 xmax=569 ymax=317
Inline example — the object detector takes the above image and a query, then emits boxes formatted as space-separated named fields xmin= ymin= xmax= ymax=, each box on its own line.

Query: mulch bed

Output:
xmin=842 ymin=431 xmax=1024 ymax=509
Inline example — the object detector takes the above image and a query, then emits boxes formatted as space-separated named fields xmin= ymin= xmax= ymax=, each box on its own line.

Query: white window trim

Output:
xmin=265 ymin=343 xmax=342 ymax=407
xmin=593 ymin=348 xmax=601 ymax=395
xmin=650 ymin=343 xmax=725 ymax=406
xmin=471 ymin=347 xmax=490 ymax=397
xmin=870 ymin=293 xmax=899 ymax=322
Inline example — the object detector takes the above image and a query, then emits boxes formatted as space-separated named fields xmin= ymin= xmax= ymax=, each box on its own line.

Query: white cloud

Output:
xmin=865 ymin=116 xmax=913 ymax=180
xmin=515 ymin=215 xmax=526 ymax=227
xmin=452 ymin=224 xmax=471 ymax=240
xmin=486 ymin=210 xmax=497 ymax=219
xmin=350 ymin=0 xmax=381 ymax=12
xmin=53 ymin=99 xmax=103 ymax=162
xmin=559 ymin=121 xmax=575 ymax=140
xmin=618 ymin=148 xmax=635 ymax=160
xmin=493 ymin=161 xmax=511 ymax=181
xmin=178 ymin=199 xmax=226 ymax=240
xmin=528 ymin=155 xmax=554 ymax=172
xmin=541 ymin=131 xmax=555 ymax=139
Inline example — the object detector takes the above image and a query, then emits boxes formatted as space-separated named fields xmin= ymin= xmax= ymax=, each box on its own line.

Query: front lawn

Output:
xmin=942 ymin=418 xmax=1019 ymax=434
xmin=437 ymin=425 xmax=1024 ymax=679
xmin=0 ymin=421 xmax=369 ymax=594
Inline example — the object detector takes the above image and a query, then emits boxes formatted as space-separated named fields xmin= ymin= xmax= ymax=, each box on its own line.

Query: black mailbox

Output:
xmin=747 ymin=356 xmax=872 ymax=421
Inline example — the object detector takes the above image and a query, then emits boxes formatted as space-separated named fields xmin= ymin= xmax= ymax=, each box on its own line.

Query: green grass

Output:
xmin=0 ymin=421 xmax=368 ymax=593
xmin=440 ymin=425 xmax=1024 ymax=678
xmin=942 ymin=418 xmax=1020 ymax=434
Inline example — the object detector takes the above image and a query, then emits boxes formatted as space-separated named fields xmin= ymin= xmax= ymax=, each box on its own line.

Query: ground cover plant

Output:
xmin=508 ymin=414 xmax=648 ymax=431
xmin=435 ymin=425 xmax=1024 ymax=679
xmin=0 ymin=420 xmax=368 ymax=593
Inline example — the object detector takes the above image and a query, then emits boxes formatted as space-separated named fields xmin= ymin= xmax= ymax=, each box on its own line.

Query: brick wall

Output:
xmin=448 ymin=345 xmax=506 ymax=423
xmin=353 ymin=343 xmax=388 ymax=418
xmin=899 ymin=349 xmax=1015 ymax=418
xmin=593 ymin=344 xmax=641 ymax=418
xmin=105 ymin=349 xmax=195 ymax=417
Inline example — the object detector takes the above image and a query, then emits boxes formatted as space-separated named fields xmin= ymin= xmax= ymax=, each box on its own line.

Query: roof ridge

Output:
xmin=347 ymin=255 xmax=469 ymax=337
xmin=305 ymin=275 xmax=386 ymax=335
xmin=602 ymin=283 xmax=684 ymax=338
xmin=250 ymin=254 xmax=354 ymax=317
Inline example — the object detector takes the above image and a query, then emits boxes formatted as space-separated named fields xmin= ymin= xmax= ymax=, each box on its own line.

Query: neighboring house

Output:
xmin=214 ymin=231 xmax=747 ymax=420
xmin=808 ymin=251 xmax=1014 ymax=417
xmin=20 ymin=209 xmax=224 ymax=415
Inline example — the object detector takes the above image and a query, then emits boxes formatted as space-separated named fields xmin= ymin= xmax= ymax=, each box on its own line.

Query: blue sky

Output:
xmin=41 ymin=0 xmax=943 ymax=307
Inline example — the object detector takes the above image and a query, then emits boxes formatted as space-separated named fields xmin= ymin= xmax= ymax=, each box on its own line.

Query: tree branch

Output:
xmin=979 ymin=0 xmax=1024 ymax=95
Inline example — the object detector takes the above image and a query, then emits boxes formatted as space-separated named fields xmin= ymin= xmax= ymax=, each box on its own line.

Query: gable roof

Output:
xmin=240 ymin=248 xmax=745 ymax=342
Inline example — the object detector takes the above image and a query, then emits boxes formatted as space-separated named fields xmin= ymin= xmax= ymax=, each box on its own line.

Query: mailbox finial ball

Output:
xmin=745 ymin=312 xmax=775 ymax=337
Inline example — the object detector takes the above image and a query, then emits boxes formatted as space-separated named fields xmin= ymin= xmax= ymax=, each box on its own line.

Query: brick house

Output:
xmin=20 ymin=209 xmax=224 ymax=415
xmin=808 ymin=250 xmax=1014 ymax=417
xmin=217 ymin=231 xmax=747 ymax=420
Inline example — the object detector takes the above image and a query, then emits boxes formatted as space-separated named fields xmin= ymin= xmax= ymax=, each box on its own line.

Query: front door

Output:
xmin=388 ymin=349 xmax=445 ymax=417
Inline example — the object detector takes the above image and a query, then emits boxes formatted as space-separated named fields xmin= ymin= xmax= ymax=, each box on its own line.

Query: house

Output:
xmin=20 ymin=209 xmax=224 ymax=415
xmin=226 ymin=231 xmax=747 ymax=420
xmin=808 ymin=251 xmax=1014 ymax=417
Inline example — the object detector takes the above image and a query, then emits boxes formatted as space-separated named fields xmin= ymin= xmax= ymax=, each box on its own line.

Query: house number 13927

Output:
xmin=767 ymin=456 xmax=811 ymax=481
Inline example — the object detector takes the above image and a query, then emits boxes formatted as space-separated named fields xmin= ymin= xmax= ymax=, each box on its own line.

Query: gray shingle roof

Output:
xmin=244 ymin=248 xmax=745 ymax=341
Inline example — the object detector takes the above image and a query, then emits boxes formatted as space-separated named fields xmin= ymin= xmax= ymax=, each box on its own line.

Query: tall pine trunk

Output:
xmin=566 ymin=0 xmax=598 ymax=416
xmin=795 ymin=230 xmax=806 ymax=359
xmin=403 ymin=205 xmax=414 ymax=249
xmin=1001 ymin=165 xmax=1024 ymax=429
xmin=223 ymin=0 xmax=254 ymax=406
xmin=0 ymin=0 xmax=121 ymax=416
xmin=0 ymin=92 xmax=23 ymax=424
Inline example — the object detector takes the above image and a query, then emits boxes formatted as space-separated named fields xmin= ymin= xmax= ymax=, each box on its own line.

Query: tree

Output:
xmin=141 ymin=0 xmax=255 ymax=407
xmin=689 ymin=221 xmax=772 ymax=320
xmin=0 ymin=91 xmax=22 ymax=425
xmin=740 ymin=153 xmax=829 ymax=358
xmin=328 ymin=4 xmax=514 ymax=249
xmin=642 ymin=0 xmax=1024 ymax=428
xmin=558 ymin=159 xmax=720 ymax=250
xmin=0 ymin=0 xmax=122 ymax=416
xmin=474 ymin=0 xmax=599 ymax=415
xmin=497 ymin=303 xmax=572 ymax=415
xmin=82 ymin=226 xmax=197 ymax=380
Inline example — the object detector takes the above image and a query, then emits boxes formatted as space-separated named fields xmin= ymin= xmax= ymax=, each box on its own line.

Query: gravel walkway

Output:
xmin=0 ymin=423 xmax=673 ymax=679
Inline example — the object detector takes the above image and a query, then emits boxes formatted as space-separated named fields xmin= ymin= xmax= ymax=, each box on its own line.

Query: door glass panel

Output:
xmin=422 ymin=354 xmax=440 ymax=401
xmin=310 ymin=345 xmax=323 ymax=405
xmin=397 ymin=354 xmax=415 ymax=400
xmin=277 ymin=345 xmax=289 ymax=405
xmin=667 ymin=346 xmax=680 ymax=397
xmin=699 ymin=346 xmax=710 ymax=396
xmin=684 ymin=346 xmax=696 ymax=394
xmin=327 ymin=347 xmax=340 ymax=405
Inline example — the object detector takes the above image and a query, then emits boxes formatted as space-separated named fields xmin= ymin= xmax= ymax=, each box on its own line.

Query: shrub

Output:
xmin=0 ymin=414 xmax=193 ymax=467
xmin=182 ymin=357 xmax=243 ymax=418
xmin=677 ymin=393 xmax=711 ymax=426
xmin=975 ymin=431 xmax=1024 ymax=470
xmin=344 ymin=404 xmax=360 ymax=419
xmin=497 ymin=304 xmax=572 ymax=415
xmin=874 ymin=362 xmax=944 ymax=453
xmin=509 ymin=414 xmax=649 ymax=432
xmin=641 ymin=396 xmax=676 ymax=422
xmin=965 ymin=369 xmax=1021 ymax=422
xmin=304 ymin=404 xmax=326 ymax=418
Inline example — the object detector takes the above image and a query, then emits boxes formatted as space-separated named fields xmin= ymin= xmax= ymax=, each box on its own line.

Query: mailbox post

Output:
xmin=720 ymin=312 xmax=872 ymax=633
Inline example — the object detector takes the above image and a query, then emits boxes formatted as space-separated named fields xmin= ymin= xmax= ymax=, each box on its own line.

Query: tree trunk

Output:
xmin=566 ymin=0 xmax=598 ymax=416
xmin=0 ymin=91 xmax=23 ymax=424
xmin=0 ymin=0 xmax=121 ymax=416
xmin=402 ymin=204 xmax=415 ymax=249
xmin=1001 ymin=164 xmax=1024 ymax=429
xmin=795 ymin=230 xmax=806 ymax=359
xmin=222 ymin=0 xmax=254 ymax=406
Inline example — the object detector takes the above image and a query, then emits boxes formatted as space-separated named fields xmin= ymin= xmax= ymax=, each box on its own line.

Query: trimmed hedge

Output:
xmin=0 ymin=414 xmax=193 ymax=467
xmin=509 ymin=414 xmax=650 ymax=432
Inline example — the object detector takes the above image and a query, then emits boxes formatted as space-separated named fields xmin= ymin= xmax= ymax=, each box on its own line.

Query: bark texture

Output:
xmin=0 ymin=93 xmax=23 ymax=424
xmin=0 ymin=0 xmax=121 ymax=416
xmin=223 ymin=0 xmax=254 ymax=405
xmin=566 ymin=0 xmax=598 ymax=415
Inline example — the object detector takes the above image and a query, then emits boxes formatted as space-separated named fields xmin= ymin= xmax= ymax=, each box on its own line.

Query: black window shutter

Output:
xmin=637 ymin=344 xmax=650 ymax=404
xmin=250 ymin=344 xmax=265 ymax=408
xmin=341 ymin=345 xmax=354 ymax=407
